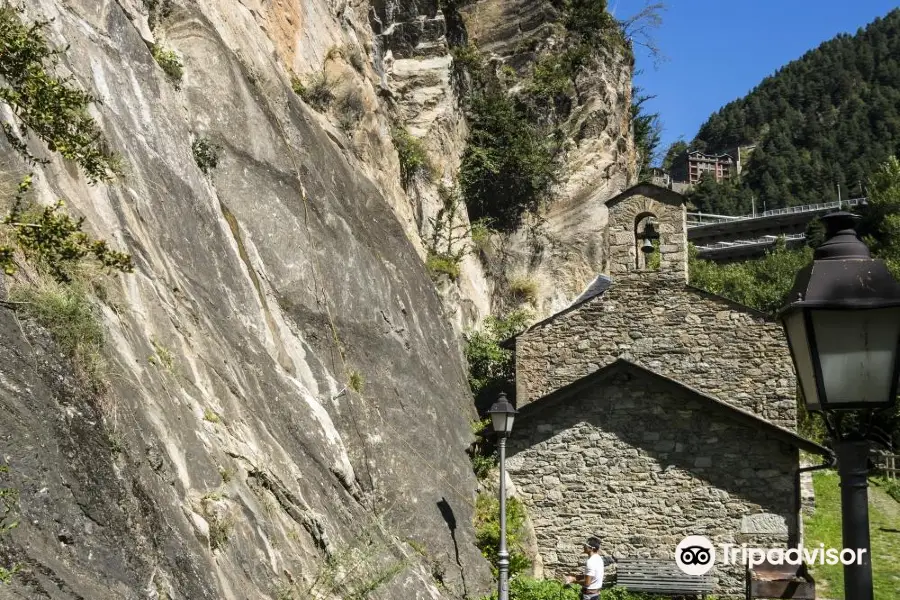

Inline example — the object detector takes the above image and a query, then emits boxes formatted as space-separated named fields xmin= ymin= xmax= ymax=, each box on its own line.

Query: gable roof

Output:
xmin=604 ymin=182 xmax=687 ymax=209
xmin=499 ymin=273 xmax=772 ymax=349
xmin=515 ymin=359 xmax=831 ymax=457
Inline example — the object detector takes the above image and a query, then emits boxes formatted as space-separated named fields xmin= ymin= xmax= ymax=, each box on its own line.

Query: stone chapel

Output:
xmin=502 ymin=183 xmax=830 ymax=596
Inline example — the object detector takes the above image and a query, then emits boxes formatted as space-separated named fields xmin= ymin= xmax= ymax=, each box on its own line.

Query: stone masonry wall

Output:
xmin=607 ymin=187 xmax=687 ymax=280
xmin=514 ymin=272 xmax=797 ymax=430
xmin=507 ymin=370 xmax=800 ymax=597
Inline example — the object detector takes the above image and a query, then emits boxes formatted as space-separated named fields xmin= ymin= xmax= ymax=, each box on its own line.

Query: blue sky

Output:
xmin=609 ymin=1 xmax=900 ymax=162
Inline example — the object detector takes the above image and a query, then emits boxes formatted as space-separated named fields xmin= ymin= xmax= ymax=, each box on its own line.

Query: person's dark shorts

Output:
xmin=582 ymin=593 xmax=600 ymax=600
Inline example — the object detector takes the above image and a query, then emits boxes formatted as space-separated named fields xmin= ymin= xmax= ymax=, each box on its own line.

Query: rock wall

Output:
xmin=0 ymin=0 xmax=495 ymax=598
xmin=514 ymin=272 xmax=798 ymax=430
xmin=507 ymin=368 xmax=800 ymax=597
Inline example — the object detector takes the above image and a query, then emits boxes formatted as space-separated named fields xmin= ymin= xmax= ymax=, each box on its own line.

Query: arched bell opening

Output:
xmin=634 ymin=212 xmax=660 ymax=271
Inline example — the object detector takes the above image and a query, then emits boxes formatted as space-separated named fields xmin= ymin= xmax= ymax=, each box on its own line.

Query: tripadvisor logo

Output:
xmin=674 ymin=535 xmax=868 ymax=575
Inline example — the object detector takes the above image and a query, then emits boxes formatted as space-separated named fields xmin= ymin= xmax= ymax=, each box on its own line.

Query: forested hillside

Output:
xmin=687 ymin=9 xmax=900 ymax=214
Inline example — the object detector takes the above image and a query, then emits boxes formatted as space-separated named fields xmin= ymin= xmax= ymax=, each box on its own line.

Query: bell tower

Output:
xmin=605 ymin=183 xmax=688 ymax=280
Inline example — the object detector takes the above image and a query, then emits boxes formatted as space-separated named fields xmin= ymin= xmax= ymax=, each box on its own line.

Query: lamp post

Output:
xmin=778 ymin=211 xmax=900 ymax=600
xmin=488 ymin=392 xmax=518 ymax=600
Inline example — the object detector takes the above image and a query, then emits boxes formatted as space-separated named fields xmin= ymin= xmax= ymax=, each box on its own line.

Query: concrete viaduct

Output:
xmin=688 ymin=197 xmax=866 ymax=262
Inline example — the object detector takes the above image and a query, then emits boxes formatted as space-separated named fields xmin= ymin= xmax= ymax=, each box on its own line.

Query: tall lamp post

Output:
xmin=778 ymin=211 xmax=900 ymax=600
xmin=489 ymin=392 xmax=518 ymax=600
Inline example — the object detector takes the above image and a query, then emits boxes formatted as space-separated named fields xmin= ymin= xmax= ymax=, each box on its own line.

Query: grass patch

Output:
xmin=348 ymin=370 xmax=364 ymax=394
xmin=804 ymin=471 xmax=900 ymax=599
xmin=151 ymin=44 xmax=183 ymax=88
xmin=426 ymin=252 xmax=461 ymax=281
xmin=203 ymin=408 xmax=221 ymax=424
xmin=509 ymin=276 xmax=538 ymax=304
xmin=9 ymin=278 xmax=106 ymax=389
xmin=149 ymin=338 xmax=175 ymax=371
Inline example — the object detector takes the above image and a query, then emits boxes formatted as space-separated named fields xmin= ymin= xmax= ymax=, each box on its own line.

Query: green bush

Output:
xmin=688 ymin=240 xmax=813 ymax=315
xmin=475 ymin=492 xmax=531 ymax=578
xmin=509 ymin=276 xmax=539 ymax=304
xmin=192 ymin=137 xmax=221 ymax=174
xmin=392 ymin=127 xmax=432 ymax=188
xmin=470 ymin=218 xmax=497 ymax=254
xmin=426 ymin=251 xmax=461 ymax=281
xmin=291 ymin=72 xmax=335 ymax=111
xmin=0 ymin=6 xmax=122 ymax=182
xmin=151 ymin=44 xmax=183 ymax=87
xmin=876 ymin=477 xmax=900 ymax=503
xmin=464 ymin=310 xmax=531 ymax=400
xmin=1 ymin=177 xmax=134 ymax=282
xmin=479 ymin=577 xmax=579 ymax=600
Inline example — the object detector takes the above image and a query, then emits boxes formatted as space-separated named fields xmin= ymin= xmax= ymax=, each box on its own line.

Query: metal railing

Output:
xmin=695 ymin=233 xmax=806 ymax=252
xmin=687 ymin=197 xmax=867 ymax=227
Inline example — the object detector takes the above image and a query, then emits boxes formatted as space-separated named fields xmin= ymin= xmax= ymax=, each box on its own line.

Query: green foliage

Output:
xmin=859 ymin=155 xmax=900 ymax=278
xmin=661 ymin=139 xmax=688 ymax=172
xmin=0 ymin=6 xmax=122 ymax=182
xmin=426 ymin=184 xmax=470 ymax=276
xmin=632 ymin=87 xmax=662 ymax=180
xmin=9 ymin=277 xmax=107 ymax=389
xmin=459 ymin=91 xmax=557 ymax=231
xmin=203 ymin=408 xmax=221 ymax=423
xmin=144 ymin=0 xmax=173 ymax=30
xmin=468 ymin=417 xmax=496 ymax=479
xmin=464 ymin=309 xmax=531 ymax=404
xmin=348 ymin=370 xmax=364 ymax=393
xmin=292 ymin=72 xmax=336 ymax=112
xmin=0 ymin=176 xmax=134 ymax=282
xmin=474 ymin=492 xmax=531 ymax=577
xmin=692 ymin=9 xmax=900 ymax=210
xmin=391 ymin=127 xmax=432 ymax=188
xmin=688 ymin=240 xmax=812 ymax=315
xmin=509 ymin=276 xmax=539 ymax=304
xmin=448 ymin=0 xmax=622 ymax=231
xmin=875 ymin=477 xmax=900 ymax=504
xmin=470 ymin=218 xmax=497 ymax=255
xmin=192 ymin=137 xmax=221 ymax=174
xmin=0 ymin=464 xmax=19 ymax=585
xmin=277 ymin=518 xmax=406 ymax=599
xmin=479 ymin=577 xmax=580 ymax=600
xmin=151 ymin=44 xmax=183 ymax=87
xmin=478 ymin=579 xmax=668 ymax=600
xmin=426 ymin=251 xmax=461 ymax=281
xmin=685 ymin=173 xmax=755 ymax=216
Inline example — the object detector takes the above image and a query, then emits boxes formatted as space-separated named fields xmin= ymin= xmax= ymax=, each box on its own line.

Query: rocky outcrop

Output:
xmin=0 ymin=1 xmax=492 ymax=598
xmin=460 ymin=0 xmax=636 ymax=317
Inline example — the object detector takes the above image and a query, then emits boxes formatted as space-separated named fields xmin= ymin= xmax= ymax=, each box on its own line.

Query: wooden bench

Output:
xmin=615 ymin=558 xmax=715 ymax=599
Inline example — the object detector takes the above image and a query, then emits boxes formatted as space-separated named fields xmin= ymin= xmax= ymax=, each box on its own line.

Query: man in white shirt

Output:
xmin=564 ymin=536 xmax=604 ymax=599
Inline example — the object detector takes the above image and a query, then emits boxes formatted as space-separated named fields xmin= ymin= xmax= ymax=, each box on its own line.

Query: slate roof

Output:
xmin=515 ymin=358 xmax=832 ymax=458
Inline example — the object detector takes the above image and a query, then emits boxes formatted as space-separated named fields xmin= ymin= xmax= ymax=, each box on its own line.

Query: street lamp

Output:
xmin=778 ymin=210 xmax=900 ymax=600
xmin=489 ymin=392 xmax=518 ymax=600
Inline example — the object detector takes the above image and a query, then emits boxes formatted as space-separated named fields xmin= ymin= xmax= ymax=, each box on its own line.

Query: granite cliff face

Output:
xmin=0 ymin=0 xmax=634 ymax=598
